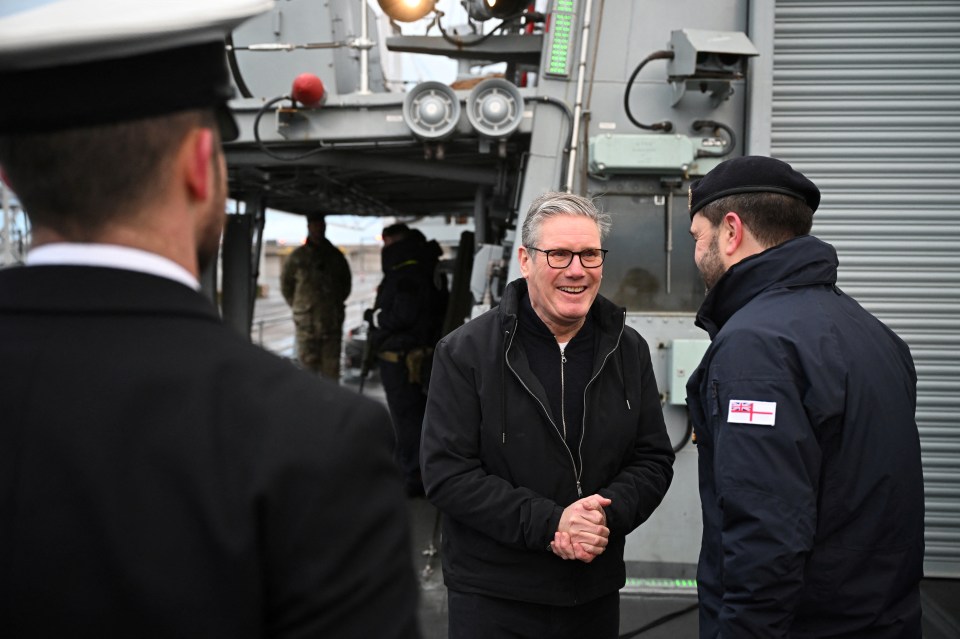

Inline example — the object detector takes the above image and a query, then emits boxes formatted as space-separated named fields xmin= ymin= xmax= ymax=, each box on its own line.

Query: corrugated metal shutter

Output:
xmin=771 ymin=0 xmax=960 ymax=578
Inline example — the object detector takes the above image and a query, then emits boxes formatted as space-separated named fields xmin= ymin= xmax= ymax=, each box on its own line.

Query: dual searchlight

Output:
xmin=403 ymin=77 xmax=524 ymax=143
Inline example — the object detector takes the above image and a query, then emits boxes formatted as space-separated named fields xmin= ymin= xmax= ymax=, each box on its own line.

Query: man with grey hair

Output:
xmin=421 ymin=191 xmax=674 ymax=638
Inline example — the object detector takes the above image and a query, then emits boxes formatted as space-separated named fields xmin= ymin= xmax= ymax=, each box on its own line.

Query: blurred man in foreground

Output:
xmin=0 ymin=2 xmax=420 ymax=637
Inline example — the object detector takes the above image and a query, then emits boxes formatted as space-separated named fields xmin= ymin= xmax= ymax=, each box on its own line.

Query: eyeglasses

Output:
xmin=525 ymin=246 xmax=608 ymax=269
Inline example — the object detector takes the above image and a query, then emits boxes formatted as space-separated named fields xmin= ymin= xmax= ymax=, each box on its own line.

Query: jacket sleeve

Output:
xmin=599 ymin=340 xmax=675 ymax=537
xmin=420 ymin=336 xmax=564 ymax=551
xmin=376 ymin=273 xmax=426 ymax=334
xmin=709 ymin=328 xmax=824 ymax=638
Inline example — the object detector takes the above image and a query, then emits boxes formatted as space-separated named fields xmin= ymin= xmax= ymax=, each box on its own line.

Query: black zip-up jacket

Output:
xmin=687 ymin=235 xmax=924 ymax=638
xmin=420 ymin=279 xmax=674 ymax=606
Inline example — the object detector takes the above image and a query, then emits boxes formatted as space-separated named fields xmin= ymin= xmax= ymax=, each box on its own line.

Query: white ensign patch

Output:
xmin=727 ymin=399 xmax=777 ymax=426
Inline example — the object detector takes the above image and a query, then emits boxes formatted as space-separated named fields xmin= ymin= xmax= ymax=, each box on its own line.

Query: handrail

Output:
xmin=251 ymin=312 xmax=293 ymax=347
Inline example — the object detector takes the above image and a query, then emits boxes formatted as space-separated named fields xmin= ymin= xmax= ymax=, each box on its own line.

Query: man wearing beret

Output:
xmin=686 ymin=156 xmax=923 ymax=638
xmin=0 ymin=2 xmax=419 ymax=637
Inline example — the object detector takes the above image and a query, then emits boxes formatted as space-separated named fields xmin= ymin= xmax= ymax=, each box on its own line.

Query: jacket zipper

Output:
xmin=505 ymin=312 xmax=626 ymax=499
xmin=504 ymin=319 xmax=583 ymax=497
xmin=578 ymin=311 xmax=627 ymax=484
xmin=560 ymin=347 xmax=586 ymax=497
xmin=560 ymin=348 xmax=567 ymax=440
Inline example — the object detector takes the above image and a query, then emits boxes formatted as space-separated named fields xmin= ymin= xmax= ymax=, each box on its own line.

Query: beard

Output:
xmin=697 ymin=231 xmax=726 ymax=291
xmin=196 ymin=207 xmax=223 ymax=275
xmin=196 ymin=150 xmax=227 ymax=274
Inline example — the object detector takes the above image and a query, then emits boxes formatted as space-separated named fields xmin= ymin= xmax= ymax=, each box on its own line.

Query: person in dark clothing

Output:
xmin=365 ymin=223 xmax=448 ymax=497
xmin=0 ymin=4 xmax=421 ymax=637
xmin=420 ymin=192 xmax=675 ymax=639
xmin=687 ymin=156 xmax=924 ymax=638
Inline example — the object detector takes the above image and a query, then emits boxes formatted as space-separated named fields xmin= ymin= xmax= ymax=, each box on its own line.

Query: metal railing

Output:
xmin=251 ymin=312 xmax=295 ymax=353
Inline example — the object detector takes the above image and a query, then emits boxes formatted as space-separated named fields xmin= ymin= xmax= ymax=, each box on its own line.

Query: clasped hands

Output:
xmin=550 ymin=494 xmax=611 ymax=563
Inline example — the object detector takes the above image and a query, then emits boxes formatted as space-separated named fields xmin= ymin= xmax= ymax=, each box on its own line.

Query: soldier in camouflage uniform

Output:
xmin=281 ymin=213 xmax=352 ymax=379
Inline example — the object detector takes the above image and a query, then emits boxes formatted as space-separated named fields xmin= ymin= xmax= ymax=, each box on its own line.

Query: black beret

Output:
xmin=689 ymin=156 xmax=820 ymax=218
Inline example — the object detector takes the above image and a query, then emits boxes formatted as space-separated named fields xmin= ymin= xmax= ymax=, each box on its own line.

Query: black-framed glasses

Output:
xmin=525 ymin=246 xmax=608 ymax=269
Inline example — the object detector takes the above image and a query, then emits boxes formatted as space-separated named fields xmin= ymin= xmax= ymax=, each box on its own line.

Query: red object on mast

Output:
xmin=291 ymin=73 xmax=325 ymax=107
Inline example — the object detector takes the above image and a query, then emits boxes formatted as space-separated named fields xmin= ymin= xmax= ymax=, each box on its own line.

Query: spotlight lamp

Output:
xmin=378 ymin=0 xmax=437 ymax=23
xmin=466 ymin=78 xmax=524 ymax=139
xmin=403 ymin=81 xmax=461 ymax=140
xmin=666 ymin=29 xmax=758 ymax=105
xmin=462 ymin=0 xmax=529 ymax=21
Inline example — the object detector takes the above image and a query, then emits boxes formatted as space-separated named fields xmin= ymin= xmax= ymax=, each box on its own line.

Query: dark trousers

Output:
xmin=447 ymin=589 xmax=620 ymax=639
xmin=378 ymin=358 xmax=426 ymax=495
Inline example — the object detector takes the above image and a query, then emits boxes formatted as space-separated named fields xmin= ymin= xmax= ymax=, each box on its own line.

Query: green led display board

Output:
xmin=545 ymin=0 xmax=577 ymax=78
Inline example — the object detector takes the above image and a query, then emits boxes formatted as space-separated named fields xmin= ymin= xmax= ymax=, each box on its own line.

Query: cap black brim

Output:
xmin=0 ymin=41 xmax=236 ymax=136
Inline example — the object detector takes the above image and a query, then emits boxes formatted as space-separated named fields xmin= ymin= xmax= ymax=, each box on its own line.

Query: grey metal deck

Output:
xmin=404 ymin=496 xmax=702 ymax=639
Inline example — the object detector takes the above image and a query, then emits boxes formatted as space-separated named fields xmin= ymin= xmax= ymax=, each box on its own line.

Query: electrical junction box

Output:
xmin=588 ymin=133 xmax=727 ymax=176
xmin=668 ymin=339 xmax=711 ymax=405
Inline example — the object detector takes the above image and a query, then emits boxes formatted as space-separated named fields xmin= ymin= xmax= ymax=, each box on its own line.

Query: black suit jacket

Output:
xmin=0 ymin=265 xmax=420 ymax=639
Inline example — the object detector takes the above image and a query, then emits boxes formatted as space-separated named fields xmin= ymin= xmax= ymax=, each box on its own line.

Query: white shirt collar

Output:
xmin=25 ymin=243 xmax=200 ymax=290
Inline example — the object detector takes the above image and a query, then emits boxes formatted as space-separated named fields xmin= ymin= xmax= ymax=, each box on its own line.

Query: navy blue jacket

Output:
xmin=687 ymin=235 xmax=924 ymax=638
xmin=0 ymin=265 xmax=420 ymax=639
xmin=420 ymin=279 xmax=674 ymax=605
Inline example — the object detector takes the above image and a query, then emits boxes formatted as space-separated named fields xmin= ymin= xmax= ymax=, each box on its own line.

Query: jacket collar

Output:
xmin=0 ymin=264 xmax=222 ymax=322
xmin=695 ymin=234 xmax=839 ymax=339
xmin=499 ymin=278 xmax=625 ymax=369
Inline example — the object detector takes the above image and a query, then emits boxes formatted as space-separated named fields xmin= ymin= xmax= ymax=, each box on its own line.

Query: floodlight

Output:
xmin=403 ymin=81 xmax=461 ymax=140
xmin=378 ymin=0 xmax=437 ymax=23
xmin=666 ymin=29 xmax=758 ymax=106
xmin=466 ymin=78 xmax=523 ymax=139
xmin=667 ymin=29 xmax=758 ymax=81
xmin=462 ymin=0 xmax=528 ymax=21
